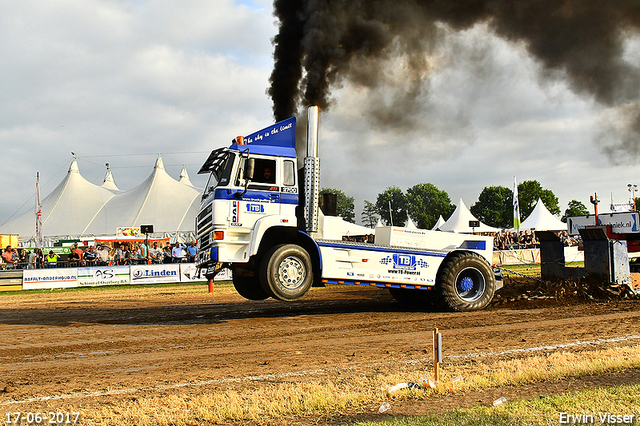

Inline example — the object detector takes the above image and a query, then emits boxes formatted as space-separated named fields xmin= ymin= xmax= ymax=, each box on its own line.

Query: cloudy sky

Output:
xmin=1 ymin=0 xmax=639 ymax=228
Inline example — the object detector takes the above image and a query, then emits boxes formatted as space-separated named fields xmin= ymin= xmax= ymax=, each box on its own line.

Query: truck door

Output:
xmin=230 ymin=158 xmax=281 ymax=228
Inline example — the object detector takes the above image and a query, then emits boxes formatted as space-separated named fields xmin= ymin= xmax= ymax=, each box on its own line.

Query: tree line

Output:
xmin=321 ymin=181 xmax=596 ymax=229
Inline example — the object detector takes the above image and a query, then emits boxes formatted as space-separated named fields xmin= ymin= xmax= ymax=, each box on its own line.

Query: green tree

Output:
xmin=361 ymin=200 xmax=379 ymax=228
xmin=319 ymin=188 xmax=355 ymax=223
xmin=375 ymin=186 xmax=407 ymax=226
xmin=562 ymin=200 xmax=590 ymax=222
xmin=470 ymin=186 xmax=513 ymax=229
xmin=518 ymin=180 xmax=560 ymax=220
xmin=405 ymin=183 xmax=455 ymax=229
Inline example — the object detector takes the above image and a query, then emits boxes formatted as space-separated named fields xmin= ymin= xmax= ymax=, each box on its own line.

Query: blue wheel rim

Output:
xmin=455 ymin=267 xmax=486 ymax=302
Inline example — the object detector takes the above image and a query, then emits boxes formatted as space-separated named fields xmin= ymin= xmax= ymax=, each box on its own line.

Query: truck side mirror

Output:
xmin=245 ymin=159 xmax=255 ymax=180
xmin=235 ymin=158 xmax=255 ymax=199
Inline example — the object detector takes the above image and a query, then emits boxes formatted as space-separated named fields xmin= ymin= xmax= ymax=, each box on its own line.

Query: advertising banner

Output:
xmin=567 ymin=212 xmax=640 ymax=236
xmin=78 ymin=266 xmax=131 ymax=287
xmin=23 ymin=268 xmax=78 ymax=290
xmin=130 ymin=264 xmax=181 ymax=284
xmin=179 ymin=263 xmax=231 ymax=282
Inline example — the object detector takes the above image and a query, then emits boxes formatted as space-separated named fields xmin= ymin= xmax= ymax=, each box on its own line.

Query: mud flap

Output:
xmin=494 ymin=268 xmax=504 ymax=290
xmin=201 ymin=262 xmax=226 ymax=280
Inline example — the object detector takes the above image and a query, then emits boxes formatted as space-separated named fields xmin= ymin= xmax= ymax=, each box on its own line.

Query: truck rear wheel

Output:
xmin=436 ymin=252 xmax=495 ymax=312
xmin=233 ymin=266 xmax=269 ymax=300
xmin=259 ymin=244 xmax=313 ymax=301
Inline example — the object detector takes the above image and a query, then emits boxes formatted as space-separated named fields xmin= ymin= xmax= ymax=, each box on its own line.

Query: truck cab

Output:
xmin=196 ymin=108 xmax=501 ymax=311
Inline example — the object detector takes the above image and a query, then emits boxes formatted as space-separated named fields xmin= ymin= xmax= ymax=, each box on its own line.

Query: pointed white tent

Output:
xmin=432 ymin=215 xmax=445 ymax=230
xmin=0 ymin=159 xmax=116 ymax=239
xmin=520 ymin=198 xmax=566 ymax=231
xmin=101 ymin=164 xmax=120 ymax=192
xmin=406 ymin=216 xmax=418 ymax=229
xmin=375 ymin=218 xmax=383 ymax=228
xmin=84 ymin=156 xmax=201 ymax=235
xmin=178 ymin=165 xmax=196 ymax=188
xmin=439 ymin=199 xmax=499 ymax=233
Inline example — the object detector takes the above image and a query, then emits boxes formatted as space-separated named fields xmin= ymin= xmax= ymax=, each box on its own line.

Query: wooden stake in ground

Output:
xmin=433 ymin=328 xmax=442 ymax=382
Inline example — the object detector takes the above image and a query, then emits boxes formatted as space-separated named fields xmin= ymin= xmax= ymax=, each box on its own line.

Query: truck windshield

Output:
xmin=199 ymin=149 xmax=235 ymax=198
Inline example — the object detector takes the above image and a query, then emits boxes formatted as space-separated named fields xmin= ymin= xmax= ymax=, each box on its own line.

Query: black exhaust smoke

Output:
xmin=268 ymin=0 xmax=640 ymax=160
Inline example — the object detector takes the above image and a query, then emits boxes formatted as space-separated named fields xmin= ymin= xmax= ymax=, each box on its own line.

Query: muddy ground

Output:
xmin=1 ymin=277 xmax=639 ymax=424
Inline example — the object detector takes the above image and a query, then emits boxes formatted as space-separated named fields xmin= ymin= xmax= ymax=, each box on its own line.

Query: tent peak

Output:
xmin=179 ymin=165 xmax=193 ymax=186
xmin=101 ymin=162 xmax=119 ymax=191
xmin=69 ymin=158 xmax=79 ymax=174
xmin=154 ymin=155 xmax=165 ymax=170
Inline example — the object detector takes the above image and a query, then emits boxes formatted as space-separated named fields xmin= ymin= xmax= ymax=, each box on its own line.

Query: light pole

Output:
xmin=628 ymin=184 xmax=637 ymax=211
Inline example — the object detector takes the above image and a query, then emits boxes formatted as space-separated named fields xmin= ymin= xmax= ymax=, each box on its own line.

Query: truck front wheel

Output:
xmin=436 ymin=252 xmax=495 ymax=312
xmin=233 ymin=265 xmax=269 ymax=300
xmin=259 ymin=244 xmax=313 ymax=301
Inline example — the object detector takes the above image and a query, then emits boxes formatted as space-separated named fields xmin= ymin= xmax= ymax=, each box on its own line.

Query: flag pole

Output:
xmin=513 ymin=176 xmax=521 ymax=231
xmin=35 ymin=172 xmax=43 ymax=249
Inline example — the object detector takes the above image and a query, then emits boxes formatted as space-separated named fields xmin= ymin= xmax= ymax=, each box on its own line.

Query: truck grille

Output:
xmin=197 ymin=204 xmax=213 ymax=251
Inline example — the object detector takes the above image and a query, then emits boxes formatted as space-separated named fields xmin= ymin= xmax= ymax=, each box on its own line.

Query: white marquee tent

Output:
xmin=83 ymin=156 xmax=200 ymax=236
xmin=0 ymin=159 xmax=117 ymax=240
xmin=519 ymin=198 xmax=566 ymax=231
xmin=439 ymin=199 xmax=500 ymax=233
xmin=432 ymin=215 xmax=445 ymax=230
xmin=406 ymin=217 xmax=418 ymax=229
xmin=0 ymin=156 xmax=202 ymax=242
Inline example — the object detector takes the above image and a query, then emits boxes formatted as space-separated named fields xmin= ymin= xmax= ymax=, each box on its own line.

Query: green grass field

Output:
xmin=351 ymin=384 xmax=640 ymax=426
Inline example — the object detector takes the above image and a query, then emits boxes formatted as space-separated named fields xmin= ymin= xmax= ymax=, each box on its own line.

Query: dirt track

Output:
xmin=1 ymin=281 xmax=640 ymax=423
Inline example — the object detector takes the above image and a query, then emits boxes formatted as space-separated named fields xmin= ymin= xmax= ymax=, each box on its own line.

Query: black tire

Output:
xmin=388 ymin=288 xmax=434 ymax=307
xmin=436 ymin=252 xmax=496 ymax=312
xmin=259 ymin=244 xmax=313 ymax=301
xmin=232 ymin=266 xmax=270 ymax=300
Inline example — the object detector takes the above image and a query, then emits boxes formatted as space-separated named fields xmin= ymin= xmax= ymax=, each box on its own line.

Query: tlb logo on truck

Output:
xmin=246 ymin=203 xmax=265 ymax=214
xmin=380 ymin=254 xmax=429 ymax=272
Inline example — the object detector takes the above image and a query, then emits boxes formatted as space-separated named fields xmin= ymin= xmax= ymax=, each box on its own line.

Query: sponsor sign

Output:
xmin=130 ymin=264 xmax=180 ymax=284
xmin=23 ymin=268 xmax=78 ymax=290
xmin=42 ymin=247 xmax=71 ymax=255
xmin=567 ymin=212 xmax=640 ymax=236
xmin=246 ymin=203 xmax=265 ymax=214
xmin=379 ymin=253 xmax=429 ymax=276
xmin=179 ymin=264 xmax=231 ymax=282
xmin=117 ymin=227 xmax=143 ymax=237
xmin=78 ymin=266 xmax=130 ymax=287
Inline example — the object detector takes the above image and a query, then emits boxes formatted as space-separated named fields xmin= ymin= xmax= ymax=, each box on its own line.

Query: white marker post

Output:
xmin=433 ymin=328 xmax=442 ymax=382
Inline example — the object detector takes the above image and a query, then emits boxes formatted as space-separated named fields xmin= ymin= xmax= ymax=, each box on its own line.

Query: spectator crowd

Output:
xmin=490 ymin=230 xmax=578 ymax=251
xmin=1 ymin=230 xmax=580 ymax=270
xmin=0 ymin=241 xmax=199 ymax=269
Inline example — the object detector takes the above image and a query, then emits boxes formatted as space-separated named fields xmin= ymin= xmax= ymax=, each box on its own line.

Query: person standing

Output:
xmin=149 ymin=242 xmax=161 ymax=263
xmin=97 ymin=245 xmax=110 ymax=266
xmin=186 ymin=242 xmax=198 ymax=263
xmin=84 ymin=246 xmax=97 ymax=266
xmin=2 ymin=246 xmax=16 ymax=268
xmin=115 ymin=244 xmax=130 ymax=265
xmin=27 ymin=250 xmax=38 ymax=269
xmin=171 ymin=242 xmax=185 ymax=263
xmin=139 ymin=242 xmax=149 ymax=264
xmin=68 ymin=243 xmax=83 ymax=267
xmin=45 ymin=251 xmax=58 ymax=268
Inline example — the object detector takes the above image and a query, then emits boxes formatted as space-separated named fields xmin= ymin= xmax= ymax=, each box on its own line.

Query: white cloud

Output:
xmin=1 ymin=2 xmax=639 ymax=230
xmin=0 ymin=0 xmax=277 ymax=224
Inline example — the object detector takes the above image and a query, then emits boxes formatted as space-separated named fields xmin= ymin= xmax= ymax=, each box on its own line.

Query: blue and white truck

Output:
xmin=195 ymin=107 xmax=502 ymax=311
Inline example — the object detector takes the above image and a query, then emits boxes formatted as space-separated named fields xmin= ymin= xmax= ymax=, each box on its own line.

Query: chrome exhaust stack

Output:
xmin=304 ymin=106 xmax=320 ymax=234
